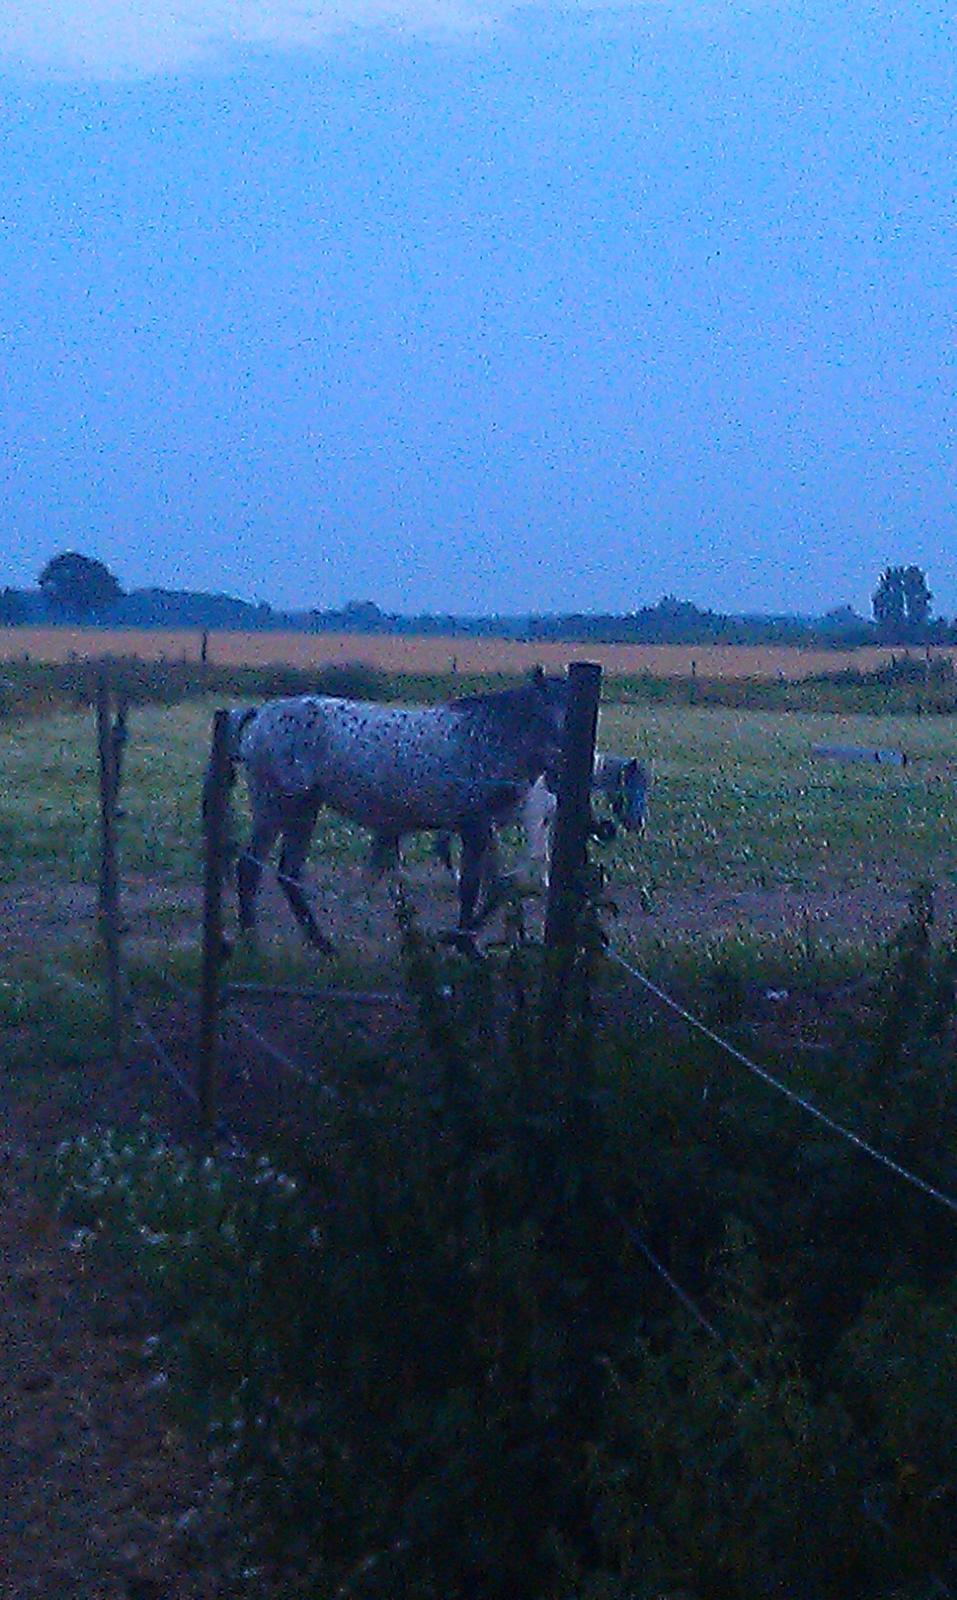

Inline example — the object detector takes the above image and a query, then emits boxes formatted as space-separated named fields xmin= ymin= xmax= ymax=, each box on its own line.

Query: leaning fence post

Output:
xmin=96 ymin=671 xmax=124 ymax=1071
xmin=198 ymin=709 xmax=231 ymax=1135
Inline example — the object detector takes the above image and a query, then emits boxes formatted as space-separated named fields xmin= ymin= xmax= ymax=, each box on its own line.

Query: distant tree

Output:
xmin=341 ymin=599 xmax=386 ymax=629
xmin=902 ymin=564 xmax=932 ymax=630
xmin=38 ymin=552 xmax=124 ymax=620
xmin=872 ymin=565 xmax=932 ymax=639
xmin=873 ymin=568 xmax=906 ymax=634
xmin=0 ymin=587 xmax=29 ymax=624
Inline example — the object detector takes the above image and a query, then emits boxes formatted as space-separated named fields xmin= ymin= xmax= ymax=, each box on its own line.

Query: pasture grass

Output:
xmin=3 ymin=699 xmax=956 ymax=916
xmin=0 ymin=948 xmax=113 ymax=1083
xmin=599 ymin=703 xmax=957 ymax=904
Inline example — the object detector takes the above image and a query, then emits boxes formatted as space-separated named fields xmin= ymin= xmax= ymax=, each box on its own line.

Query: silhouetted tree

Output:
xmin=0 ymin=587 xmax=29 ymax=624
xmin=38 ymin=552 xmax=124 ymax=620
xmin=872 ymin=565 xmax=932 ymax=639
xmin=902 ymin=564 xmax=932 ymax=630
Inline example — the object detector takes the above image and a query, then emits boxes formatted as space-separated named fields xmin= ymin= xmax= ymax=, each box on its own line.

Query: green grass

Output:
xmin=599 ymin=703 xmax=957 ymax=901
xmin=3 ymin=700 xmax=956 ymax=913
xmin=0 ymin=949 xmax=114 ymax=1078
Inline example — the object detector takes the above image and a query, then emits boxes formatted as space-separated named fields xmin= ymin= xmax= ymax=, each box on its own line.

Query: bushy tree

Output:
xmin=872 ymin=565 xmax=932 ymax=639
xmin=38 ymin=551 xmax=123 ymax=620
xmin=902 ymin=563 xmax=933 ymax=629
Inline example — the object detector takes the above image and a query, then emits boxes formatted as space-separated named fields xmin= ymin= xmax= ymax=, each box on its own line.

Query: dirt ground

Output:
xmin=0 ymin=1106 xmax=231 ymax=1600
xmin=3 ymin=858 xmax=955 ymax=960
xmin=2 ymin=860 xmax=953 ymax=1598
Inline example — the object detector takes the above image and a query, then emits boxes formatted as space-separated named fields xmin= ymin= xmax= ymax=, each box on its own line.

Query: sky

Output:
xmin=0 ymin=0 xmax=953 ymax=618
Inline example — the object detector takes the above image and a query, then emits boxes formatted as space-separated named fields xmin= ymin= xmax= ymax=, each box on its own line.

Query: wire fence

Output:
xmin=43 ymin=957 xmax=249 ymax=1157
xmin=76 ymin=678 xmax=957 ymax=1446
xmin=605 ymin=944 xmax=957 ymax=1218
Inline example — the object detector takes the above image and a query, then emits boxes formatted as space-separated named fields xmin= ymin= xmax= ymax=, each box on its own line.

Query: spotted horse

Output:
xmin=212 ymin=670 xmax=569 ymax=951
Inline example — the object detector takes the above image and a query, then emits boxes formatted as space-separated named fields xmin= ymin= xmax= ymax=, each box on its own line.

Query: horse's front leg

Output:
xmin=520 ymin=778 xmax=555 ymax=886
xmin=277 ymin=797 xmax=335 ymax=954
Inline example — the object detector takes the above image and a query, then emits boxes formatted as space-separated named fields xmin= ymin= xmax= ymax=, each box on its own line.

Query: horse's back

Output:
xmin=239 ymin=696 xmax=468 ymax=826
xmin=238 ymin=687 xmax=563 ymax=831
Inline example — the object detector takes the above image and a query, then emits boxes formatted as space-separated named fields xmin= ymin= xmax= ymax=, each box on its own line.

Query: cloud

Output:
xmin=0 ymin=0 xmax=732 ymax=79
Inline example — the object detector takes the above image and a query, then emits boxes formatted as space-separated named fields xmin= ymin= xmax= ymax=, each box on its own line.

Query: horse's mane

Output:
xmin=448 ymin=686 xmax=532 ymax=713
xmin=449 ymin=675 xmax=565 ymax=716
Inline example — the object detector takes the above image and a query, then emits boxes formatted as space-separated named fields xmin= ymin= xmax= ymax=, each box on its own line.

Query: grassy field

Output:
xmin=4 ymin=623 xmax=957 ymax=680
xmin=4 ymin=688 xmax=955 ymax=1095
xmin=3 ymin=696 xmax=956 ymax=925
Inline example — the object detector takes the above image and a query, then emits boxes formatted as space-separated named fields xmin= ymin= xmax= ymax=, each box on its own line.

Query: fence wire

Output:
xmin=606 ymin=946 xmax=957 ymax=1218
xmin=43 ymin=960 xmax=246 ymax=1156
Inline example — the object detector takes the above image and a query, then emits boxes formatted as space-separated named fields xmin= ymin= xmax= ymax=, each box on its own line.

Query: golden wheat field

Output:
xmin=1 ymin=626 xmax=952 ymax=679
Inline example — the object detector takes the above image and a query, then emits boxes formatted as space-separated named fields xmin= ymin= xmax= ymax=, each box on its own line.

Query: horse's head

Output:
xmin=528 ymin=665 xmax=569 ymax=728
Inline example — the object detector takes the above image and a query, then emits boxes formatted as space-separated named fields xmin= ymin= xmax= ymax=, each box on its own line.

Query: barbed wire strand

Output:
xmin=222 ymin=1005 xmax=342 ymax=1101
xmin=602 ymin=1196 xmax=756 ymax=1382
xmin=43 ymin=960 xmax=246 ymax=1158
xmin=124 ymin=995 xmax=248 ymax=1158
xmin=126 ymin=962 xmax=341 ymax=1102
xmin=606 ymin=947 xmax=957 ymax=1218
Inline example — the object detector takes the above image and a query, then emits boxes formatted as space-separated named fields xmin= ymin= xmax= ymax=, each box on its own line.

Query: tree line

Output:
xmin=0 ymin=550 xmax=951 ymax=647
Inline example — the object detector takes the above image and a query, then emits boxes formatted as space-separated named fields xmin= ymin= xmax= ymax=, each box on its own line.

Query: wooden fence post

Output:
xmin=545 ymin=662 xmax=602 ymax=953
xmin=96 ymin=672 xmax=124 ymax=1070
xmin=541 ymin=661 xmax=602 ymax=1076
xmin=198 ymin=709 xmax=231 ymax=1135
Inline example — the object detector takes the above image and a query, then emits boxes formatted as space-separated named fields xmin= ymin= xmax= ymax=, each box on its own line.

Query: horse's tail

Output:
xmin=201 ymin=706 xmax=258 ymax=831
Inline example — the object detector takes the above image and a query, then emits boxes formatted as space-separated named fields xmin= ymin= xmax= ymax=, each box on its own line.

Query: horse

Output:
xmin=214 ymin=671 xmax=568 ymax=950
xmin=519 ymin=754 xmax=650 ymax=882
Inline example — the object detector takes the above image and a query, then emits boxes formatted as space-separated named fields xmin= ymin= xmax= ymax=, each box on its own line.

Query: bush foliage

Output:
xmin=52 ymin=891 xmax=957 ymax=1598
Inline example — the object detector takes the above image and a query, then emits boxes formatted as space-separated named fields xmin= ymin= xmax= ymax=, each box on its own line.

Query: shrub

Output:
xmin=51 ymin=901 xmax=957 ymax=1597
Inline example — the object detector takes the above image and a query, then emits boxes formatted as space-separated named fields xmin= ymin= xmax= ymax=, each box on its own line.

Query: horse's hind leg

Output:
xmin=238 ymin=810 xmax=281 ymax=941
xmin=434 ymin=831 xmax=456 ymax=876
xmin=368 ymin=831 xmax=401 ymax=877
xmin=278 ymin=798 xmax=334 ymax=954
xmin=458 ymin=819 xmax=504 ymax=933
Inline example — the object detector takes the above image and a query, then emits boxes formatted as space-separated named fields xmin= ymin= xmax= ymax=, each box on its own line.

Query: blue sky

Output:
xmin=0 ymin=0 xmax=953 ymax=617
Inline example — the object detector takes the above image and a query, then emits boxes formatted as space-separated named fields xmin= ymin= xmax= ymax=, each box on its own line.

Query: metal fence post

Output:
xmin=198 ymin=709 xmax=231 ymax=1135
